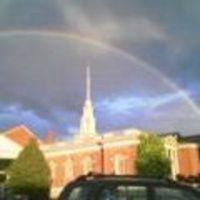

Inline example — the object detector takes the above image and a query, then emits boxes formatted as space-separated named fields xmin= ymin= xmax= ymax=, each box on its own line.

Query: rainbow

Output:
xmin=0 ymin=29 xmax=199 ymax=115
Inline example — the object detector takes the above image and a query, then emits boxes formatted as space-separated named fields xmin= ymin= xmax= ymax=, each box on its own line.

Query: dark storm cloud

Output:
xmin=0 ymin=35 xmax=159 ymax=113
xmin=0 ymin=0 xmax=65 ymax=29
xmin=58 ymin=0 xmax=200 ymax=89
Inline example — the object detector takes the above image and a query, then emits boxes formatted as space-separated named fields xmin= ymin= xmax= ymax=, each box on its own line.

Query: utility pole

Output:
xmin=98 ymin=135 xmax=104 ymax=174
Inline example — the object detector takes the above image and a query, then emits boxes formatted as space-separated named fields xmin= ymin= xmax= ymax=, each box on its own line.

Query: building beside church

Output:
xmin=0 ymin=67 xmax=199 ymax=199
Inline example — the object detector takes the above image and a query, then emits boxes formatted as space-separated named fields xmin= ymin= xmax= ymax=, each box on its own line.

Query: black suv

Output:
xmin=59 ymin=174 xmax=200 ymax=200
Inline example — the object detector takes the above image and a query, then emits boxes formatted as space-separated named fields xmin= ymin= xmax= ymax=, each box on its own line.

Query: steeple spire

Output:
xmin=86 ymin=66 xmax=91 ymax=100
xmin=79 ymin=66 xmax=97 ymax=137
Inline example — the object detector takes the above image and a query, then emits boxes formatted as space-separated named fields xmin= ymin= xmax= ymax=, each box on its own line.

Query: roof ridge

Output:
xmin=3 ymin=124 xmax=36 ymax=137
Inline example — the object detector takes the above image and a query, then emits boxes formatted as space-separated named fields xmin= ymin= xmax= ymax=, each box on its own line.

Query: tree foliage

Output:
xmin=0 ymin=159 xmax=12 ymax=171
xmin=6 ymin=140 xmax=51 ymax=200
xmin=0 ymin=159 xmax=12 ymax=183
xmin=136 ymin=133 xmax=171 ymax=178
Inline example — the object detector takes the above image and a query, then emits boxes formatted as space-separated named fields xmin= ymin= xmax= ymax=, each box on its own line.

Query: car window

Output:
xmin=98 ymin=185 xmax=147 ymax=200
xmin=64 ymin=185 xmax=91 ymax=200
xmin=154 ymin=187 xmax=199 ymax=200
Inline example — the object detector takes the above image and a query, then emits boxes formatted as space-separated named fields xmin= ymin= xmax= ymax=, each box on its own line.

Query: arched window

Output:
xmin=65 ymin=158 xmax=74 ymax=180
xmin=83 ymin=157 xmax=93 ymax=174
xmin=113 ymin=155 xmax=126 ymax=175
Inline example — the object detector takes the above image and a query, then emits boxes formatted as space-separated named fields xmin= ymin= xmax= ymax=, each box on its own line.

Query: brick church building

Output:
xmin=0 ymin=68 xmax=200 ymax=199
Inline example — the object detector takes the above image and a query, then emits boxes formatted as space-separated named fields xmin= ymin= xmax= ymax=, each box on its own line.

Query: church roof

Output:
xmin=4 ymin=125 xmax=38 ymax=147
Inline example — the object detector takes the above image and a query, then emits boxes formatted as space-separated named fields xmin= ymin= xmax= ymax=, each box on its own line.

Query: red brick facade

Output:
xmin=178 ymin=144 xmax=200 ymax=176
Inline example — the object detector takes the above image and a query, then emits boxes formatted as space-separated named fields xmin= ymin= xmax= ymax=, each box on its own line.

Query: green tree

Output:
xmin=6 ymin=140 xmax=51 ymax=200
xmin=136 ymin=133 xmax=171 ymax=178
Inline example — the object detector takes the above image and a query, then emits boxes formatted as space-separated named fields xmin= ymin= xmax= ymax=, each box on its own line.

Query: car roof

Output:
xmin=71 ymin=174 xmax=185 ymax=187
xmin=71 ymin=174 xmax=200 ymax=192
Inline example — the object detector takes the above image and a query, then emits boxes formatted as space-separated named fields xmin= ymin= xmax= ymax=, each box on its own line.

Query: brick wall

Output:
xmin=47 ymin=144 xmax=138 ymax=189
xmin=178 ymin=144 xmax=200 ymax=176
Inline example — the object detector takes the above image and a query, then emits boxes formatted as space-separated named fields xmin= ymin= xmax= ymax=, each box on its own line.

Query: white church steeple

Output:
xmin=86 ymin=66 xmax=91 ymax=101
xmin=79 ymin=67 xmax=97 ymax=137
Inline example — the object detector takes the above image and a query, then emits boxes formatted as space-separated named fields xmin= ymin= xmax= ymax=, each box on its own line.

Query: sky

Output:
xmin=0 ymin=0 xmax=199 ymax=139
